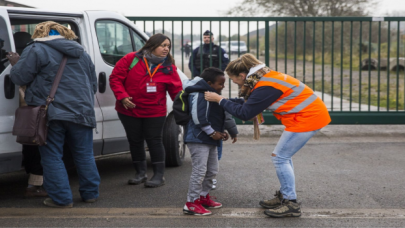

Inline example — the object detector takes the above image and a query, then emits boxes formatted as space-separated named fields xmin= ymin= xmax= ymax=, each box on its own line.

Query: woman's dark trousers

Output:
xmin=118 ymin=113 xmax=166 ymax=187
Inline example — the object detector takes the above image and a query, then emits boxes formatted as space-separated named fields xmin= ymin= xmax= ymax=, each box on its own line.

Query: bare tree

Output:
xmin=227 ymin=0 xmax=377 ymax=17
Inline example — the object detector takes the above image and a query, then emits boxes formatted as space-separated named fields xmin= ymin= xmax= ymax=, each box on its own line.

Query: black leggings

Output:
xmin=118 ymin=113 xmax=166 ymax=163
xmin=22 ymin=145 xmax=43 ymax=175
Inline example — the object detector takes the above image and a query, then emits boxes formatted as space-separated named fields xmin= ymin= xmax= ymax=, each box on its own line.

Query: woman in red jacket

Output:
xmin=110 ymin=34 xmax=182 ymax=188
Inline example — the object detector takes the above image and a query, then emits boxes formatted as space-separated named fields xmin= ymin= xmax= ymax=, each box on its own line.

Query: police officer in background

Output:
xmin=189 ymin=30 xmax=229 ymax=77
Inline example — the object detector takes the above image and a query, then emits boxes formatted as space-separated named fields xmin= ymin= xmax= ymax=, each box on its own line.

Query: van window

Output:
xmin=96 ymin=20 xmax=133 ymax=65
xmin=131 ymin=30 xmax=145 ymax=52
xmin=0 ymin=16 xmax=11 ymax=74
xmin=10 ymin=22 xmax=75 ymax=55
xmin=12 ymin=23 xmax=70 ymax=35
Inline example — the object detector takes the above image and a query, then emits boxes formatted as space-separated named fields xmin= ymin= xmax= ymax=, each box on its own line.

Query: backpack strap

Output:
xmin=179 ymin=90 xmax=187 ymax=111
xmin=128 ymin=55 xmax=140 ymax=71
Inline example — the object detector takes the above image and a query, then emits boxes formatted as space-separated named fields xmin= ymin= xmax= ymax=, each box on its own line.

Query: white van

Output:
xmin=220 ymin=41 xmax=247 ymax=54
xmin=0 ymin=7 xmax=188 ymax=174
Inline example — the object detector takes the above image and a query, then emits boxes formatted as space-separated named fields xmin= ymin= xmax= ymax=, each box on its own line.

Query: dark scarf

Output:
xmin=143 ymin=51 xmax=166 ymax=65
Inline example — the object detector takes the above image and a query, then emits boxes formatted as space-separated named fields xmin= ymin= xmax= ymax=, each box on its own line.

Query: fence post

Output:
xmin=265 ymin=20 xmax=269 ymax=67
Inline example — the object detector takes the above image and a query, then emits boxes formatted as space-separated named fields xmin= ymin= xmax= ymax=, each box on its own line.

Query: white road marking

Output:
xmin=1 ymin=208 xmax=404 ymax=219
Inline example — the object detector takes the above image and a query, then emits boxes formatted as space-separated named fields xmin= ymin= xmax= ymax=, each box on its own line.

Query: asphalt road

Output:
xmin=0 ymin=135 xmax=405 ymax=227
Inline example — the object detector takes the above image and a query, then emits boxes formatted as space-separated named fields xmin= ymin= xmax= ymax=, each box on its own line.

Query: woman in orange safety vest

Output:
xmin=204 ymin=54 xmax=331 ymax=218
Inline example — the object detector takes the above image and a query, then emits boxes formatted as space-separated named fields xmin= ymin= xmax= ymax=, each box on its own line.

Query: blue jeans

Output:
xmin=39 ymin=120 xmax=100 ymax=205
xmin=217 ymin=140 xmax=223 ymax=160
xmin=271 ymin=129 xmax=320 ymax=200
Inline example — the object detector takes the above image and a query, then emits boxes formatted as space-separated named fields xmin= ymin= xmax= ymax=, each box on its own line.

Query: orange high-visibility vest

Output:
xmin=253 ymin=70 xmax=331 ymax=132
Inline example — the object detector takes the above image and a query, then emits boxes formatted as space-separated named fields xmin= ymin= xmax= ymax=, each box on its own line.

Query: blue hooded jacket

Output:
xmin=10 ymin=36 xmax=97 ymax=128
xmin=183 ymin=77 xmax=225 ymax=146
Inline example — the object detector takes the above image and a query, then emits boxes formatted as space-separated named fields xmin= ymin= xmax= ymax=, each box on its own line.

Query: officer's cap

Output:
xmin=203 ymin=30 xmax=213 ymax=36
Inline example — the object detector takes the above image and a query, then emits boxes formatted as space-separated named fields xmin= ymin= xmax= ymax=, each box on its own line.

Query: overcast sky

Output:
xmin=8 ymin=0 xmax=405 ymax=17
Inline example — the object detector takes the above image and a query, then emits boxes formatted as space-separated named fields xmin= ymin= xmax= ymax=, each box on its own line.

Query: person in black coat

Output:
xmin=188 ymin=30 xmax=229 ymax=77
xmin=184 ymin=43 xmax=191 ymax=57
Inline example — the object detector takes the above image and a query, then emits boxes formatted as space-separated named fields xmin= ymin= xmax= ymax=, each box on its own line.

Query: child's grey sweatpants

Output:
xmin=186 ymin=143 xmax=219 ymax=202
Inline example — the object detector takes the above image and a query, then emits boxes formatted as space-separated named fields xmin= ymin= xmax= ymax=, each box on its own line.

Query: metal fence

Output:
xmin=127 ymin=16 xmax=405 ymax=124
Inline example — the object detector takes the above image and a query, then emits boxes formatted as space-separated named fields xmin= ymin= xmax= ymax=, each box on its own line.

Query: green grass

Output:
xmin=314 ymin=80 xmax=405 ymax=110
xmin=269 ymin=53 xmax=366 ymax=71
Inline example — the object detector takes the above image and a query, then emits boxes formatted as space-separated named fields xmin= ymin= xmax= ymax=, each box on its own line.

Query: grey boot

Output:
xmin=128 ymin=161 xmax=147 ymax=185
xmin=144 ymin=162 xmax=165 ymax=188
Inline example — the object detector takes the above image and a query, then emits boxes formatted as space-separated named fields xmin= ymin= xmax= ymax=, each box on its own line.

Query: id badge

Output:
xmin=146 ymin=82 xmax=157 ymax=93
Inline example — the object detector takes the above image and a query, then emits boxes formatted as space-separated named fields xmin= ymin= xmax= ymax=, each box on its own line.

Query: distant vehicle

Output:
xmin=220 ymin=41 xmax=247 ymax=54
xmin=361 ymin=57 xmax=405 ymax=71
xmin=190 ymin=40 xmax=202 ymax=50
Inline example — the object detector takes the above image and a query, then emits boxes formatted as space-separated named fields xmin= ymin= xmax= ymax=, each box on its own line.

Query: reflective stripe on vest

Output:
xmin=275 ymin=93 xmax=318 ymax=115
xmin=259 ymin=77 xmax=317 ymax=115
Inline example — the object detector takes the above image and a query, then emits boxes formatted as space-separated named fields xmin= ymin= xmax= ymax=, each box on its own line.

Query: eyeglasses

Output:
xmin=160 ymin=44 xmax=171 ymax=49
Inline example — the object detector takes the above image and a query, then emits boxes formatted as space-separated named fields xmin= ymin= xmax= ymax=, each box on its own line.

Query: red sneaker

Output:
xmin=183 ymin=199 xmax=212 ymax=216
xmin=200 ymin=194 xmax=222 ymax=208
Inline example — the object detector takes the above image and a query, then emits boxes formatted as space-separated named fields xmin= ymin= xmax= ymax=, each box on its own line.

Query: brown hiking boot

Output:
xmin=259 ymin=190 xmax=283 ymax=209
xmin=264 ymin=199 xmax=301 ymax=218
xmin=24 ymin=186 xmax=48 ymax=198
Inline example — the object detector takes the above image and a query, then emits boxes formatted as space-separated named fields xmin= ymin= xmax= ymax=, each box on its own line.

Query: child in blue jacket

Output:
xmin=182 ymin=67 xmax=228 ymax=216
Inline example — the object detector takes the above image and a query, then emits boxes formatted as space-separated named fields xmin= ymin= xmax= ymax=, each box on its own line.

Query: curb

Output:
xmin=234 ymin=125 xmax=405 ymax=138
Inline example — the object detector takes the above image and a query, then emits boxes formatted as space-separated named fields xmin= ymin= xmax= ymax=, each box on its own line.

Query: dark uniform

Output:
xmin=188 ymin=31 xmax=229 ymax=77
xmin=184 ymin=43 xmax=191 ymax=57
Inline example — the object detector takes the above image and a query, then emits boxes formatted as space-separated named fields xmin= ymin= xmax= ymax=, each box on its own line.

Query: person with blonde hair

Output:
xmin=205 ymin=53 xmax=331 ymax=218
xmin=7 ymin=21 xmax=99 ymax=208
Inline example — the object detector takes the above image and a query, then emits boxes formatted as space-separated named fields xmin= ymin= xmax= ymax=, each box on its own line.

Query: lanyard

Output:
xmin=144 ymin=57 xmax=162 ymax=82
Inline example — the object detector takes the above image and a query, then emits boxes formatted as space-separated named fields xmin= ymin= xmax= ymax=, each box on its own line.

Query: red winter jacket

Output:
xmin=109 ymin=52 xmax=182 ymax=118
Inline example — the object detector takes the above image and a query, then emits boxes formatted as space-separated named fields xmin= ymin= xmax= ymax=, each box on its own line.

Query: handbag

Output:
xmin=12 ymin=56 xmax=68 ymax=146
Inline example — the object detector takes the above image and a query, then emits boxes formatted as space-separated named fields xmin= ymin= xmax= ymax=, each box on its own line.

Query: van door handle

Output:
xmin=4 ymin=74 xmax=15 ymax=99
xmin=98 ymin=72 xmax=106 ymax=93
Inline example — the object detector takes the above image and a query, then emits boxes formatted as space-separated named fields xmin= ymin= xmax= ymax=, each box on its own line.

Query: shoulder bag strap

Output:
xmin=45 ymin=55 xmax=68 ymax=109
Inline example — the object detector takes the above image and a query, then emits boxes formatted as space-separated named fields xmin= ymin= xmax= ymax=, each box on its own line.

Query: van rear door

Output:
xmin=0 ymin=8 xmax=21 ymax=173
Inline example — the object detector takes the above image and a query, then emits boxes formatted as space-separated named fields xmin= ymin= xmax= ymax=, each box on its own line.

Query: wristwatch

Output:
xmin=209 ymin=131 xmax=217 ymax=138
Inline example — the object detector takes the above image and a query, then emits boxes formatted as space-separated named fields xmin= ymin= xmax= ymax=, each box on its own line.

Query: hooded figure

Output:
xmin=9 ymin=21 xmax=100 ymax=208
xmin=10 ymin=22 xmax=97 ymax=127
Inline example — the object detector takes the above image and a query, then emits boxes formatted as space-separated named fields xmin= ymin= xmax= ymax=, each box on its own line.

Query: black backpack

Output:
xmin=173 ymin=90 xmax=191 ymax=125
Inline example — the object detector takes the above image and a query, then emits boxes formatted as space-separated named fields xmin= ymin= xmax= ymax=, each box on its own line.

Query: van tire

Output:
xmin=163 ymin=113 xmax=186 ymax=167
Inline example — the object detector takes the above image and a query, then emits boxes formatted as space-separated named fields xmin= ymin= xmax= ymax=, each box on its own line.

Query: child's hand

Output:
xmin=210 ymin=132 xmax=223 ymax=141
xmin=231 ymin=136 xmax=238 ymax=144
xmin=222 ymin=132 xmax=229 ymax=141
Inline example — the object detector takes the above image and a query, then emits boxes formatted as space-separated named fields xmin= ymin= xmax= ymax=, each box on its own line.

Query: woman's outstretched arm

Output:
xmin=205 ymin=87 xmax=282 ymax=121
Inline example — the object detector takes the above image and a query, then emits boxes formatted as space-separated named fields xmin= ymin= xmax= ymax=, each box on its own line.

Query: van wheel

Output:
xmin=163 ymin=113 xmax=186 ymax=167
